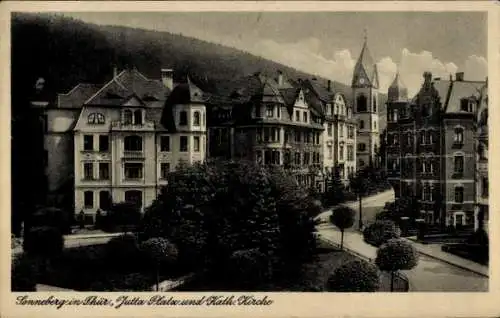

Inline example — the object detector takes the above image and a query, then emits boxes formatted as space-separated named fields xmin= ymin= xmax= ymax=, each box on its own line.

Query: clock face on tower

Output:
xmin=359 ymin=78 xmax=365 ymax=85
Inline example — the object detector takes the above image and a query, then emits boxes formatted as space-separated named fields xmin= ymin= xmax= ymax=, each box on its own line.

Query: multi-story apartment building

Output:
xmin=386 ymin=71 xmax=487 ymax=229
xmin=43 ymin=67 xmax=207 ymax=217
xmin=352 ymin=36 xmax=380 ymax=169
xmin=207 ymin=71 xmax=357 ymax=190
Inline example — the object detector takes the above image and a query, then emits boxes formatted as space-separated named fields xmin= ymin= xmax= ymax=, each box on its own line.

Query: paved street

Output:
xmin=317 ymin=189 xmax=488 ymax=292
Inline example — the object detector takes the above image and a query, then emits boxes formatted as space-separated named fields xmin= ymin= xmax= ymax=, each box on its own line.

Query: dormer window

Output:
xmin=266 ymin=105 xmax=274 ymax=117
xmin=88 ymin=113 xmax=105 ymax=125
xmin=134 ymin=110 xmax=142 ymax=125
xmin=123 ymin=110 xmax=133 ymax=125
xmin=460 ymin=99 xmax=468 ymax=112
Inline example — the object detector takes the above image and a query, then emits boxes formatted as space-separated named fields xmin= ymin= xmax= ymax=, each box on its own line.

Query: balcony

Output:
xmin=123 ymin=151 xmax=145 ymax=160
xmin=111 ymin=121 xmax=155 ymax=131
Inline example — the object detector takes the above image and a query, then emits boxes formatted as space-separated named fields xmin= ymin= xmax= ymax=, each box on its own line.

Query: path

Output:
xmin=317 ymin=224 xmax=488 ymax=292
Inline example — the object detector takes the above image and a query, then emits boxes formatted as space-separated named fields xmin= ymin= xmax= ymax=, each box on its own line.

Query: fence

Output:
xmin=320 ymin=237 xmax=410 ymax=292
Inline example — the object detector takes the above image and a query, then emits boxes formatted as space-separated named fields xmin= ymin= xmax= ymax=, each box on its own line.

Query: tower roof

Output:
xmin=352 ymin=32 xmax=379 ymax=88
xmin=388 ymin=71 xmax=408 ymax=102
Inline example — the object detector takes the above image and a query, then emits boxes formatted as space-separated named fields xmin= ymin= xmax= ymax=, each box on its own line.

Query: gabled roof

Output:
xmin=84 ymin=68 xmax=170 ymax=106
xmin=57 ymin=83 xmax=101 ymax=108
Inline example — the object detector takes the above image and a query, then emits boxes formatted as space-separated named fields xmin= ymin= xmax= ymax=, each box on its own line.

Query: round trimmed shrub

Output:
xmin=140 ymin=237 xmax=178 ymax=266
xmin=23 ymin=226 xmax=64 ymax=257
xmin=327 ymin=259 xmax=381 ymax=292
xmin=375 ymin=238 xmax=419 ymax=273
xmin=363 ymin=220 xmax=401 ymax=247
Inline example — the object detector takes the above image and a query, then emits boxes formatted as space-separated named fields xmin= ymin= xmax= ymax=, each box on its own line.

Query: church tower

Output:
xmin=352 ymin=31 xmax=380 ymax=169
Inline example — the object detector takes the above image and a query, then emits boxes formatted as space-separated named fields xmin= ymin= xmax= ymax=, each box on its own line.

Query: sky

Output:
xmin=61 ymin=12 xmax=487 ymax=96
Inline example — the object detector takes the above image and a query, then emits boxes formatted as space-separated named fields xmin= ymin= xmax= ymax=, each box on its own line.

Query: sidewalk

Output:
xmin=404 ymin=237 xmax=489 ymax=277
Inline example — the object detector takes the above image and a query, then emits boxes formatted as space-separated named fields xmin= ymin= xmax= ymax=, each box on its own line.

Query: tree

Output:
xmin=106 ymin=202 xmax=142 ymax=233
xmin=349 ymin=171 xmax=369 ymax=230
xmin=330 ymin=206 xmax=355 ymax=250
xmin=375 ymin=239 xmax=419 ymax=292
xmin=327 ymin=259 xmax=381 ymax=292
xmin=324 ymin=166 xmax=345 ymax=206
xmin=23 ymin=226 xmax=64 ymax=257
xmin=363 ymin=220 xmax=401 ymax=247
xmin=140 ymin=237 xmax=178 ymax=291
xmin=29 ymin=207 xmax=72 ymax=235
xmin=227 ymin=248 xmax=272 ymax=289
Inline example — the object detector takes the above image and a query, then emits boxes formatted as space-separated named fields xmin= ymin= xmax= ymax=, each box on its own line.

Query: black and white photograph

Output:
xmin=8 ymin=7 xmax=490 ymax=297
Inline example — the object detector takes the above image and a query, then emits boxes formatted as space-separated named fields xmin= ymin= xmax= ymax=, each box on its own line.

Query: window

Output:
xmin=340 ymin=124 xmax=344 ymax=137
xmin=454 ymin=127 xmax=464 ymax=144
xmin=328 ymin=145 xmax=333 ymax=159
xmin=357 ymin=143 xmax=366 ymax=152
xmin=83 ymin=163 xmax=93 ymax=180
xmin=99 ymin=162 xmax=109 ymax=180
xmin=360 ymin=120 xmax=365 ymax=129
xmin=123 ymin=110 xmax=133 ymax=125
xmin=482 ymin=177 xmax=489 ymax=197
xmin=88 ymin=113 xmax=105 ymax=124
xmin=339 ymin=144 xmax=344 ymax=160
xmin=347 ymin=145 xmax=354 ymax=161
xmin=295 ymin=110 xmax=300 ymax=121
xmin=422 ymin=103 xmax=431 ymax=117
xmin=421 ymin=131 xmax=426 ymax=144
xmin=160 ymin=136 xmax=170 ymax=152
xmin=359 ymin=159 xmax=365 ymax=167
xmin=99 ymin=191 xmax=111 ymax=210
xmin=294 ymin=152 xmax=301 ymax=165
xmin=160 ymin=162 xmax=170 ymax=179
xmin=407 ymin=133 xmax=412 ymax=145
xmin=124 ymin=136 xmax=142 ymax=151
xmin=393 ymin=109 xmax=398 ymax=122
xmin=84 ymin=135 xmax=93 ymax=151
xmin=357 ymin=94 xmax=367 ymax=112
xmin=202 ymin=112 xmax=206 ymax=126
xmin=84 ymin=191 xmax=93 ymax=209
xmin=328 ymin=123 xmax=332 ymax=136
xmin=134 ymin=110 xmax=142 ymax=125
xmin=124 ymin=163 xmax=143 ymax=179
xmin=125 ymin=190 xmax=142 ymax=207
xmin=373 ymin=121 xmax=377 ymax=130
xmin=303 ymin=112 xmax=308 ymax=123
xmin=426 ymin=131 xmax=433 ymax=144
xmin=193 ymin=136 xmax=200 ymax=152
xmin=454 ymin=155 xmax=464 ymax=174
xmin=304 ymin=152 xmax=310 ymax=165
xmin=454 ymin=186 xmax=464 ymax=203
xmin=348 ymin=126 xmax=355 ymax=139
xmin=99 ymin=135 xmax=109 ymax=152
xmin=193 ymin=111 xmax=201 ymax=126
xmin=276 ymin=106 xmax=281 ymax=118
xmin=373 ymin=97 xmax=377 ymax=112
xmin=180 ymin=136 xmax=188 ymax=152
xmin=460 ymin=99 xmax=468 ymax=112
xmin=266 ymin=105 xmax=274 ymax=117
xmin=179 ymin=111 xmax=188 ymax=126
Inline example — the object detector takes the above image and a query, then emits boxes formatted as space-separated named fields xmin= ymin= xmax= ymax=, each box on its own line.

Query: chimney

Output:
xmin=327 ymin=80 xmax=332 ymax=92
xmin=277 ymin=70 xmax=284 ymax=87
xmin=161 ymin=68 xmax=174 ymax=90
xmin=455 ymin=72 xmax=464 ymax=82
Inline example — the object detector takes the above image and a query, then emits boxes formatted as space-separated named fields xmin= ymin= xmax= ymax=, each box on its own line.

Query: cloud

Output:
xmin=463 ymin=55 xmax=488 ymax=81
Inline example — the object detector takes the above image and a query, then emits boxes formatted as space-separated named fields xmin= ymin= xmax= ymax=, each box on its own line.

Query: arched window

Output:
xmin=193 ymin=111 xmax=201 ymax=126
xmin=125 ymin=190 xmax=143 ymax=208
xmin=124 ymin=135 xmax=142 ymax=151
xmin=99 ymin=191 xmax=112 ymax=211
xmin=357 ymin=94 xmax=367 ymax=112
xmin=373 ymin=96 xmax=377 ymax=112
xmin=88 ymin=113 xmax=105 ymax=124
xmin=134 ymin=110 xmax=142 ymax=125
xmin=359 ymin=120 xmax=365 ymax=129
xmin=123 ymin=110 xmax=133 ymax=125
xmin=179 ymin=111 xmax=188 ymax=125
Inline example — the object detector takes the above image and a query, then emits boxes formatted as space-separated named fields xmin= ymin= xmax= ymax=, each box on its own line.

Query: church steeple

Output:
xmin=352 ymin=30 xmax=379 ymax=89
xmin=388 ymin=67 xmax=408 ymax=102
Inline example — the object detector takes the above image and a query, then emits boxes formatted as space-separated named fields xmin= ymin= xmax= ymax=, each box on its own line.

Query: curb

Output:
xmin=413 ymin=248 xmax=489 ymax=278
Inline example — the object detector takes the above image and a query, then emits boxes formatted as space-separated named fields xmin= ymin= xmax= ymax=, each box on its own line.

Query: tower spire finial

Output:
xmin=363 ymin=28 xmax=368 ymax=43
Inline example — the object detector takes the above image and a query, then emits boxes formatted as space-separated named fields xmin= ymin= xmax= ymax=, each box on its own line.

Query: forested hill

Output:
xmin=12 ymin=13 xmax=355 ymax=108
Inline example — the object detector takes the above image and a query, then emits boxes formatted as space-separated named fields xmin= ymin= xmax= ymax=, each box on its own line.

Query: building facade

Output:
xmin=386 ymin=71 xmax=487 ymax=229
xmin=42 ymin=68 xmax=207 ymax=217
